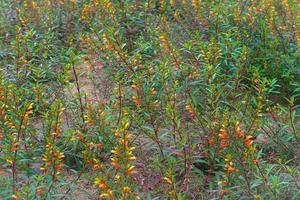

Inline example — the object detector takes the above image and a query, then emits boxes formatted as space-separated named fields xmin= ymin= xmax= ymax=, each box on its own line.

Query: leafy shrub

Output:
xmin=0 ymin=0 xmax=299 ymax=199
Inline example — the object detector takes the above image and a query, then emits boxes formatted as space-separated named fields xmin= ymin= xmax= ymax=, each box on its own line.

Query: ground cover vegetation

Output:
xmin=0 ymin=0 xmax=300 ymax=199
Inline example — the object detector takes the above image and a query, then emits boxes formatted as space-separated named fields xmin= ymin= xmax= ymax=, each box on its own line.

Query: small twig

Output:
xmin=289 ymin=107 xmax=300 ymax=145
xmin=12 ymin=108 xmax=27 ymax=194
xmin=71 ymin=61 xmax=87 ymax=132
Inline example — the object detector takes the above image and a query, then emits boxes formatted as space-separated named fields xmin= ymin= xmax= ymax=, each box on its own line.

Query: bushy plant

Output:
xmin=0 ymin=0 xmax=299 ymax=199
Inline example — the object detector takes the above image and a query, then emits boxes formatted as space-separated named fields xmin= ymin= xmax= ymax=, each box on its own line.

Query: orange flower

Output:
xmin=235 ymin=124 xmax=244 ymax=138
xmin=95 ymin=143 xmax=103 ymax=148
xmin=220 ymin=141 xmax=228 ymax=148
xmin=219 ymin=128 xmax=228 ymax=139
xmin=76 ymin=132 xmax=84 ymax=141
xmin=253 ymin=159 xmax=259 ymax=164
xmin=225 ymin=162 xmax=238 ymax=173
xmin=55 ymin=164 xmax=63 ymax=171
xmin=123 ymin=186 xmax=131 ymax=194
xmin=244 ymin=135 xmax=253 ymax=146
xmin=111 ymin=161 xmax=121 ymax=169
xmin=132 ymin=96 xmax=141 ymax=106
xmin=208 ymin=138 xmax=215 ymax=146
xmin=226 ymin=165 xmax=236 ymax=173
xmin=11 ymin=195 xmax=20 ymax=200
xmin=249 ymin=147 xmax=257 ymax=152
xmin=93 ymin=164 xmax=101 ymax=171
xmin=218 ymin=132 xmax=228 ymax=140
xmin=126 ymin=165 xmax=136 ymax=175
xmin=218 ymin=180 xmax=227 ymax=186
xmin=94 ymin=178 xmax=108 ymax=190
xmin=220 ymin=189 xmax=228 ymax=196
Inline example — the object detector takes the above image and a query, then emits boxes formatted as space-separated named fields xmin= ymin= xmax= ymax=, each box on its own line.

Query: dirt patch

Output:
xmin=66 ymin=56 xmax=113 ymax=103
xmin=58 ymin=170 xmax=98 ymax=200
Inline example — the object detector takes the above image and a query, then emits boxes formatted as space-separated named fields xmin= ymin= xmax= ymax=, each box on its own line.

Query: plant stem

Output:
xmin=12 ymin=109 xmax=26 ymax=194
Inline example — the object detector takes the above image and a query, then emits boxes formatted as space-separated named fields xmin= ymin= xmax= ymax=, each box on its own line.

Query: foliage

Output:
xmin=0 ymin=0 xmax=299 ymax=199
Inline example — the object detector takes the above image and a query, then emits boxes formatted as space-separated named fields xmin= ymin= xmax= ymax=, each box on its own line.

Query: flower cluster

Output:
xmin=40 ymin=102 xmax=65 ymax=181
xmin=217 ymin=120 xmax=259 ymax=197
xmin=111 ymin=120 xmax=136 ymax=174
xmin=94 ymin=119 xmax=139 ymax=200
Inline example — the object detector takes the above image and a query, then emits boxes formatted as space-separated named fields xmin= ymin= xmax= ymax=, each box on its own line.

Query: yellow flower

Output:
xmin=58 ymin=152 xmax=64 ymax=159
xmin=94 ymin=178 xmax=108 ymax=190
xmin=100 ymin=189 xmax=114 ymax=200
xmin=163 ymin=177 xmax=173 ymax=185
xmin=150 ymin=88 xmax=156 ymax=94
xmin=128 ymin=147 xmax=135 ymax=151
xmin=127 ymin=156 xmax=136 ymax=161
xmin=123 ymin=186 xmax=131 ymax=194
xmin=6 ymin=159 xmax=13 ymax=164
xmin=126 ymin=165 xmax=136 ymax=175
xmin=115 ymin=175 xmax=121 ymax=183
xmin=111 ymin=149 xmax=119 ymax=155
